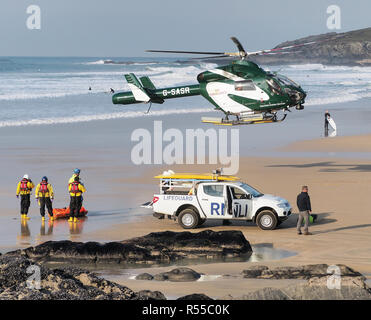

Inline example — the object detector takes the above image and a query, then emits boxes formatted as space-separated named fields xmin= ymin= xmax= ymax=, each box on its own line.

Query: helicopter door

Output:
xmin=227 ymin=186 xmax=252 ymax=219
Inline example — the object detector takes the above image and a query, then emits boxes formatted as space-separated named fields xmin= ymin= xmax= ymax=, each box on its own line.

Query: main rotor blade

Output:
xmin=258 ymin=50 xmax=303 ymax=56
xmin=247 ymin=41 xmax=316 ymax=56
xmin=146 ymin=50 xmax=225 ymax=55
xmin=190 ymin=55 xmax=231 ymax=60
xmin=230 ymin=37 xmax=246 ymax=53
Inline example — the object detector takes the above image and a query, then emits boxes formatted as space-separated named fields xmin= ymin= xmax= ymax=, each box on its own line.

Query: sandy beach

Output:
xmin=1 ymin=105 xmax=371 ymax=299
xmin=81 ymin=152 xmax=371 ymax=298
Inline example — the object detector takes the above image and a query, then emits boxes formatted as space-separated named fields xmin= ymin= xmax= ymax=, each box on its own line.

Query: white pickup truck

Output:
xmin=144 ymin=173 xmax=292 ymax=230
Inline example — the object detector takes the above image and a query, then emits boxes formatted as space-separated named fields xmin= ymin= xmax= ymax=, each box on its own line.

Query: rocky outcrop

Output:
xmin=0 ymin=254 xmax=165 ymax=300
xmin=223 ymin=288 xmax=290 ymax=300
xmin=252 ymin=28 xmax=371 ymax=66
xmin=283 ymin=276 xmax=371 ymax=300
xmin=7 ymin=230 xmax=252 ymax=265
xmin=136 ymin=268 xmax=201 ymax=282
xmin=202 ymin=28 xmax=371 ymax=66
xmin=136 ymin=290 xmax=166 ymax=300
xmin=136 ymin=273 xmax=154 ymax=281
xmin=153 ymin=268 xmax=201 ymax=282
xmin=231 ymin=264 xmax=371 ymax=300
xmin=177 ymin=294 xmax=213 ymax=300
xmin=242 ymin=264 xmax=363 ymax=279
xmin=228 ymin=276 xmax=371 ymax=300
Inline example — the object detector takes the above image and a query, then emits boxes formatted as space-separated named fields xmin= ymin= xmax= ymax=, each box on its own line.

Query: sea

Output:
xmin=0 ymin=57 xmax=371 ymax=128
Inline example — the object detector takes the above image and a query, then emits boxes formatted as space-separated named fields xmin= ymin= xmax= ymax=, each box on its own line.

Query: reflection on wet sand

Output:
xmin=15 ymin=218 xmax=88 ymax=247
xmin=69 ymin=218 xmax=86 ymax=239
xmin=17 ymin=220 xmax=31 ymax=246
xmin=35 ymin=220 xmax=55 ymax=244
xmin=40 ymin=221 xmax=54 ymax=236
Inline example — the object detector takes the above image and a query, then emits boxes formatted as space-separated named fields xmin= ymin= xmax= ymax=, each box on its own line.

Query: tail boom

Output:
xmin=112 ymin=82 xmax=200 ymax=105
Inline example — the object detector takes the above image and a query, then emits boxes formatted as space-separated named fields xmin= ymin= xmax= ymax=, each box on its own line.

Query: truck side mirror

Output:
xmin=247 ymin=194 xmax=253 ymax=200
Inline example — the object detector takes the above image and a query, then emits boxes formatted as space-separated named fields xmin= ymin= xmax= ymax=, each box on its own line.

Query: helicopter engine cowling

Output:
xmin=197 ymin=71 xmax=226 ymax=83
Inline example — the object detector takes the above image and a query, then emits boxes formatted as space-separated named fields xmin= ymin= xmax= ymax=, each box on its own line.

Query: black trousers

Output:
xmin=39 ymin=197 xmax=53 ymax=217
xmin=20 ymin=194 xmax=31 ymax=215
xmin=69 ymin=196 xmax=82 ymax=218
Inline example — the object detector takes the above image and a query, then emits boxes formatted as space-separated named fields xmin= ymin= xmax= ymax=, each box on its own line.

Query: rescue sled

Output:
xmin=52 ymin=207 xmax=88 ymax=220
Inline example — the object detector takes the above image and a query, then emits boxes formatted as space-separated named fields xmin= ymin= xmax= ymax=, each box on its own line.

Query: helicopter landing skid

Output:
xmin=201 ymin=114 xmax=287 ymax=126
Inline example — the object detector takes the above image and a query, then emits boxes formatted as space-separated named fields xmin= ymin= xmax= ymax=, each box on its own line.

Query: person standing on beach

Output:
xmin=324 ymin=110 xmax=331 ymax=137
xmin=16 ymin=174 xmax=34 ymax=220
xmin=68 ymin=176 xmax=86 ymax=223
xmin=35 ymin=176 xmax=54 ymax=221
xmin=296 ymin=186 xmax=313 ymax=235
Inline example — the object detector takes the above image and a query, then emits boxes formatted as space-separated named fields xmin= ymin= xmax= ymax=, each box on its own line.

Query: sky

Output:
xmin=0 ymin=0 xmax=370 ymax=57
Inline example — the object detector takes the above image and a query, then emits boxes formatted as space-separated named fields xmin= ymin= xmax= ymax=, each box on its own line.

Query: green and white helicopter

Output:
xmin=112 ymin=37 xmax=310 ymax=125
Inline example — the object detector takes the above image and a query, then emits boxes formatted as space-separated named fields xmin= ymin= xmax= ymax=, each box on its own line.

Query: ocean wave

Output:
xmin=0 ymin=108 xmax=214 ymax=128
xmin=286 ymin=63 xmax=371 ymax=72
xmin=83 ymin=59 xmax=159 ymax=66
xmin=307 ymin=89 xmax=371 ymax=106
xmin=0 ymin=91 xmax=88 ymax=101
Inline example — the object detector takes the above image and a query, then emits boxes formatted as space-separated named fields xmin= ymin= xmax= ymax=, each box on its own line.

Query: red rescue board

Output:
xmin=52 ymin=207 xmax=88 ymax=219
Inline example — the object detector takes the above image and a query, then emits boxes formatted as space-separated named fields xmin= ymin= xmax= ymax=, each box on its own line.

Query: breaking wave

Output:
xmin=0 ymin=108 xmax=214 ymax=128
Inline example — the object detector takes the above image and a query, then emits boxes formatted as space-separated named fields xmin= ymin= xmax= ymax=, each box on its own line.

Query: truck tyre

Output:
xmin=178 ymin=209 xmax=199 ymax=229
xmin=256 ymin=210 xmax=278 ymax=230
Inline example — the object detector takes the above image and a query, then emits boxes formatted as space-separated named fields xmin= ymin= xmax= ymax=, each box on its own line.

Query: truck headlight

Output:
xmin=277 ymin=202 xmax=289 ymax=208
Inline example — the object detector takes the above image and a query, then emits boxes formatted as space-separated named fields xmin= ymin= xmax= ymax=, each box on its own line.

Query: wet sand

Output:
xmin=282 ymin=133 xmax=371 ymax=153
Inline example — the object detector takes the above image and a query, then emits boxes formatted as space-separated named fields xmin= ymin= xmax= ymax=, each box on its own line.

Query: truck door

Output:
xmin=226 ymin=186 xmax=252 ymax=219
xmin=198 ymin=184 xmax=226 ymax=218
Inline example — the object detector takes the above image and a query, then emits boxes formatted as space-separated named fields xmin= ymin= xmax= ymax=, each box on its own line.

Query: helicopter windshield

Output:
xmin=266 ymin=78 xmax=282 ymax=94
xmin=234 ymin=80 xmax=256 ymax=91
xmin=277 ymin=74 xmax=300 ymax=87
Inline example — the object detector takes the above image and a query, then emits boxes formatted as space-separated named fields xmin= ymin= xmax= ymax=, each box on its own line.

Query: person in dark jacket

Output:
xmin=296 ymin=185 xmax=312 ymax=235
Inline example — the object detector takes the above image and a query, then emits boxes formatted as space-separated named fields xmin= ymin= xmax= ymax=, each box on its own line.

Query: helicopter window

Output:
xmin=234 ymin=80 xmax=255 ymax=91
xmin=266 ymin=78 xmax=282 ymax=94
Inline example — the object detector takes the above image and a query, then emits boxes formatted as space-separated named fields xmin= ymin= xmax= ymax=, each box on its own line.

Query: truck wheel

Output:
xmin=256 ymin=210 xmax=278 ymax=230
xmin=178 ymin=209 xmax=199 ymax=229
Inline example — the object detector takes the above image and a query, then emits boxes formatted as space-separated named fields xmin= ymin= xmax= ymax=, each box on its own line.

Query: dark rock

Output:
xmin=282 ymin=276 xmax=371 ymax=300
xmin=153 ymin=268 xmax=201 ymax=282
xmin=233 ymin=288 xmax=290 ymax=300
xmin=7 ymin=230 xmax=251 ymax=265
xmin=177 ymin=293 xmax=213 ymax=300
xmin=0 ymin=254 xmax=163 ymax=300
xmin=135 ymin=273 xmax=154 ymax=280
xmin=136 ymin=290 xmax=166 ymax=300
xmin=153 ymin=273 xmax=167 ymax=281
xmin=241 ymin=265 xmax=269 ymax=278
xmin=242 ymin=264 xmax=363 ymax=280
xmin=234 ymin=264 xmax=371 ymax=300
